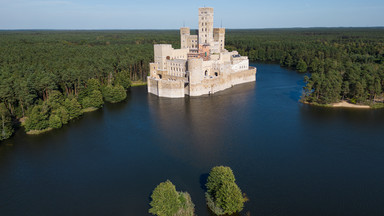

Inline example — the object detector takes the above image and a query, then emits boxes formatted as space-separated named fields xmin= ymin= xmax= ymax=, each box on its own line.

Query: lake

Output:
xmin=1 ymin=64 xmax=384 ymax=216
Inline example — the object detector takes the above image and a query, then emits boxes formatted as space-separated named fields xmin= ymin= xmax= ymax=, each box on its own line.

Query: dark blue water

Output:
xmin=1 ymin=64 xmax=384 ymax=216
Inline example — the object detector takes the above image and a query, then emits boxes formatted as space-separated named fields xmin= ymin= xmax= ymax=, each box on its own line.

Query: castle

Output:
xmin=147 ymin=7 xmax=257 ymax=98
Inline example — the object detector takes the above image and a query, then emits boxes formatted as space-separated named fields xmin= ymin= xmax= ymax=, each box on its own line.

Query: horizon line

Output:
xmin=1 ymin=26 xmax=384 ymax=31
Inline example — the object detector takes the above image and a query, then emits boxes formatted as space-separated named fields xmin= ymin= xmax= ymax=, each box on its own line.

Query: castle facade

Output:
xmin=147 ymin=7 xmax=257 ymax=98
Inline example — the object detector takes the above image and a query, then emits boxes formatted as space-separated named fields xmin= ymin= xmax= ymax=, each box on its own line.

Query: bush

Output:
xmin=149 ymin=180 xmax=195 ymax=216
xmin=176 ymin=192 xmax=195 ymax=216
xmin=149 ymin=180 xmax=181 ymax=216
xmin=81 ymin=90 xmax=104 ymax=108
xmin=53 ymin=106 xmax=70 ymax=125
xmin=64 ymin=98 xmax=83 ymax=119
xmin=296 ymin=59 xmax=308 ymax=73
xmin=49 ymin=114 xmax=62 ymax=129
xmin=205 ymin=166 xmax=245 ymax=215
xmin=102 ymin=84 xmax=127 ymax=103
xmin=24 ymin=104 xmax=50 ymax=131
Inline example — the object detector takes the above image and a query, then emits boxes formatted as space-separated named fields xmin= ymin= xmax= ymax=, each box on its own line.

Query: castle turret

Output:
xmin=180 ymin=27 xmax=190 ymax=49
xmin=213 ymin=28 xmax=225 ymax=52
xmin=188 ymin=58 xmax=203 ymax=84
xmin=149 ymin=63 xmax=158 ymax=78
xmin=154 ymin=44 xmax=173 ymax=71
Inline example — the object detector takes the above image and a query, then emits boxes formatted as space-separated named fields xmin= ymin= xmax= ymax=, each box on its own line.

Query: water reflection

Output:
xmin=147 ymin=83 xmax=257 ymax=166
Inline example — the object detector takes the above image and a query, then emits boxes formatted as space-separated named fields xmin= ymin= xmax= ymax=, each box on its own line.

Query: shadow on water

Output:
xmin=199 ymin=173 xmax=209 ymax=191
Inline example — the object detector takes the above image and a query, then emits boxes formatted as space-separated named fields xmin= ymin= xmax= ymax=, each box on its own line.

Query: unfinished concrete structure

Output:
xmin=147 ymin=7 xmax=257 ymax=98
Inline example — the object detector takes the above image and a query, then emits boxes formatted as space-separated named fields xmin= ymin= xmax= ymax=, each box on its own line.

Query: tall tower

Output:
xmin=198 ymin=7 xmax=214 ymax=45
xmin=180 ymin=27 xmax=190 ymax=49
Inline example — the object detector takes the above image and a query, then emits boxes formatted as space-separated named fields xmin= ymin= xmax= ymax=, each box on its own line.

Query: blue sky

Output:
xmin=0 ymin=0 xmax=383 ymax=29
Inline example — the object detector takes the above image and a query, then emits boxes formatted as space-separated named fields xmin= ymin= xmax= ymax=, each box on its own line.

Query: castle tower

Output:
xmin=180 ymin=27 xmax=190 ymax=49
xmin=188 ymin=58 xmax=204 ymax=85
xmin=198 ymin=7 xmax=214 ymax=45
xmin=213 ymin=28 xmax=225 ymax=52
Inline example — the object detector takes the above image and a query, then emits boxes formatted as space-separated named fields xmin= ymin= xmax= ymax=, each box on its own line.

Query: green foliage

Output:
xmin=102 ymin=84 xmax=127 ymax=103
xmin=53 ymin=106 xmax=69 ymax=125
xmin=149 ymin=180 xmax=195 ymax=216
xmin=0 ymin=103 xmax=14 ymax=141
xmin=114 ymin=69 xmax=132 ymax=89
xmin=81 ymin=90 xmax=104 ymax=109
xmin=176 ymin=192 xmax=195 ymax=216
xmin=49 ymin=114 xmax=62 ymax=129
xmin=226 ymin=28 xmax=384 ymax=105
xmin=47 ymin=90 xmax=64 ymax=109
xmin=86 ymin=78 xmax=101 ymax=92
xmin=296 ymin=59 xmax=308 ymax=73
xmin=64 ymin=98 xmax=83 ymax=120
xmin=205 ymin=192 xmax=225 ymax=215
xmin=149 ymin=180 xmax=180 ymax=216
xmin=215 ymin=181 xmax=244 ymax=215
xmin=1 ymin=29 xmax=384 ymax=140
xmin=206 ymin=166 xmax=236 ymax=197
xmin=24 ymin=104 xmax=50 ymax=131
xmin=205 ymin=166 xmax=245 ymax=215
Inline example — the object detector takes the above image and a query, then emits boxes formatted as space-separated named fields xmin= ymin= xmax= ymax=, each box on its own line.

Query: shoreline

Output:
xmin=331 ymin=101 xmax=370 ymax=109
xmin=302 ymin=100 xmax=372 ymax=109
xmin=27 ymin=128 xmax=53 ymax=135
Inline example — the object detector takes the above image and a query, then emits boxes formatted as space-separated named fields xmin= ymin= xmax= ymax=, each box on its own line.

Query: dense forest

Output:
xmin=0 ymin=30 xmax=180 ymax=141
xmin=1 ymin=28 xmax=384 ymax=141
xmin=225 ymin=28 xmax=384 ymax=106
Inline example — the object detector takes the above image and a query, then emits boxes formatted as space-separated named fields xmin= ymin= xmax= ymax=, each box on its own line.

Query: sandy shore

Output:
xmin=331 ymin=101 xmax=370 ymax=109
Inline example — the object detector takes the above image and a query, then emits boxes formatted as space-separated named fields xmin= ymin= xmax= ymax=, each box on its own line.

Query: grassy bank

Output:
xmin=82 ymin=107 xmax=99 ymax=113
xmin=131 ymin=81 xmax=147 ymax=87
xmin=27 ymin=128 xmax=53 ymax=135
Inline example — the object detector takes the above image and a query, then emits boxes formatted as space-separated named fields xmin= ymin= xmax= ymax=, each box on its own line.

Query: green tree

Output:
xmin=149 ymin=180 xmax=181 ymax=216
xmin=205 ymin=166 xmax=245 ymax=215
xmin=86 ymin=78 xmax=101 ymax=92
xmin=49 ymin=114 xmax=62 ymax=129
xmin=149 ymin=180 xmax=195 ymax=216
xmin=0 ymin=103 xmax=14 ymax=140
xmin=53 ymin=106 xmax=69 ymax=125
xmin=176 ymin=192 xmax=195 ymax=216
xmin=342 ymin=81 xmax=350 ymax=100
xmin=374 ymin=78 xmax=382 ymax=100
xmin=102 ymin=84 xmax=127 ymax=103
xmin=296 ymin=59 xmax=308 ymax=73
xmin=24 ymin=104 xmax=50 ymax=131
xmin=114 ymin=70 xmax=132 ymax=89
xmin=206 ymin=166 xmax=235 ymax=197
xmin=47 ymin=90 xmax=64 ymax=109
xmin=81 ymin=90 xmax=104 ymax=108
xmin=215 ymin=181 xmax=245 ymax=215
xmin=64 ymin=98 xmax=83 ymax=119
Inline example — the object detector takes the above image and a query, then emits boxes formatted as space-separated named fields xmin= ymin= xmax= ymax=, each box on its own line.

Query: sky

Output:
xmin=0 ymin=0 xmax=383 ymax=29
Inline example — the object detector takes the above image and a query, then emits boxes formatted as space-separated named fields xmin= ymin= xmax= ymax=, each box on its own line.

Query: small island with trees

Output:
xmin=149 ymin=166 xmax=246 ymax=216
